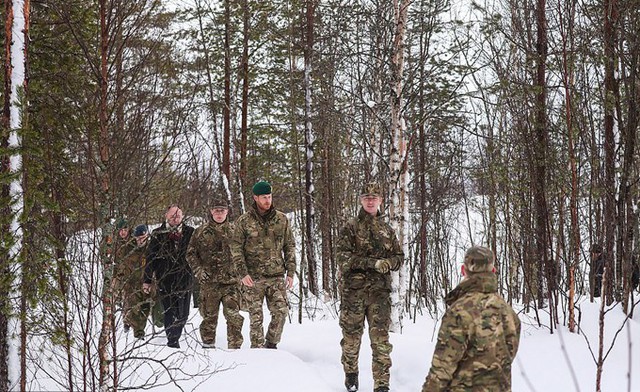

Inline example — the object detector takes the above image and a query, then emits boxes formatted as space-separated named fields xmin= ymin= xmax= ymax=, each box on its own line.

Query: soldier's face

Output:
xmin=210 ymin=208 xmax=228 ymax=223
xmin=118 ymin=228 xmax=129 ymax=239
xmin=135 ymin=233 xmax=148 ymax=246
xmin=253 ymin=194 xmax=272 ymax=212
xmin=166 ymin=206 xmax=183 ymax=227
xmin=360 ymin=195 xmax=382 ymax=215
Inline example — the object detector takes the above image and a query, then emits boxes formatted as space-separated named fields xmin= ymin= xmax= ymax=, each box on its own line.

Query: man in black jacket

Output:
xmin=143 ymin=205 xmax=195 ymax=348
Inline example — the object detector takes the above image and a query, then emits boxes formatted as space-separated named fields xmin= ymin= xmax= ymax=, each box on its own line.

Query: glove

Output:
xmin=374 ymin=259 xmax=392 ymax=274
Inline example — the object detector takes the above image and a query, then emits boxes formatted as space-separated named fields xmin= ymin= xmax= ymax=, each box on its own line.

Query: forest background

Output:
xmin=0 ymin=0 xmax=638 ymax=390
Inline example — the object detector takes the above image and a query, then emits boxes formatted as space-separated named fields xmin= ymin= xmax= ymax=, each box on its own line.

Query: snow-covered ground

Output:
xmin=56 ymin=296 xmax=638 ymax=392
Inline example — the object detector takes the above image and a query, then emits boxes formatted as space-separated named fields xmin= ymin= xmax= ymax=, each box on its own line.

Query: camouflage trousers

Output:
xmin=199 ymin=282 xmax=244 ymax=349
xmin=339 ymin=287 xmax=393 ymax=389
xmin=122 ymin=283 xmax=152 ymax=336
xmin=244 ymin=276 xmax=289 ymax=348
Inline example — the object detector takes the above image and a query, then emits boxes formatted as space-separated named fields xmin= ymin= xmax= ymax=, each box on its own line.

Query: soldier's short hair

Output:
xmin=590 ymin=243 xmax=603 ymax=254
xmin=464 ymin=246 xmax=495 ymax=274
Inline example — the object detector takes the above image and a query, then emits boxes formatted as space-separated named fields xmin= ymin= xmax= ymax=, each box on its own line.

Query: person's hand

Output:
xmin=285 ymin=276 xmax=294 ymax=289
xmin=142 ymin=283 xmax=152 ymax=294
xmin=241 ymin=274 xmax=254 ymax=287
xmin=374 ymin=259 xmax=392 ymax=274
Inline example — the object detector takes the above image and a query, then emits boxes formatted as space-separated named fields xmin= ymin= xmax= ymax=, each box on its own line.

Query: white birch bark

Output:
xmin=389 ymin=0 xmax=411 ymax=333
xmin=8 ymin=0 xmax=25 ymax=386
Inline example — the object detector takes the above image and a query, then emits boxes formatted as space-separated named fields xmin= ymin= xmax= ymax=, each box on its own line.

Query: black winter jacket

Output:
xmin=144 ymin=223 xmax=195 ymax=293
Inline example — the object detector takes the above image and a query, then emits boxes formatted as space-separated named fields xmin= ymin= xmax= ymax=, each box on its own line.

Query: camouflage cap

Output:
xmin=211 ymin=198 xmax=229 ymax=209
xmin=360 ymin=182 xmax=382 ymax=197
xmin=464 ymin=245 xmax=495 ymax=273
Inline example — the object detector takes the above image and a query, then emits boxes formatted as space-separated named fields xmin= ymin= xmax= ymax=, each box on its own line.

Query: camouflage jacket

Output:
xmin=230 ymin=203 xmax=296 ymax=279
xmin=115 ymin=239 xmax=148 ymax=288
xmin=187 ymin=218 xmax=238 ymax=285
xmin=422 ymin=273 xmax=521 ymax=392
xmin=337 ymin=208 xmax=403 ymax=291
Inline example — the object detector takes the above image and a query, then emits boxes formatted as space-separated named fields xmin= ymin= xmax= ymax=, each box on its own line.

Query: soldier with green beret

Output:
xmin=337 ymin=182 xmax=404 ymax=392
xmin=230 ymin=181 xmax=297 ymax=349
xmin=187 ymin=198 xmax=244 ymax=349
xmin=422 ymin=245 xmax=521 ymax=392
xmin=115 ymin=224 xmax=153 ymax=339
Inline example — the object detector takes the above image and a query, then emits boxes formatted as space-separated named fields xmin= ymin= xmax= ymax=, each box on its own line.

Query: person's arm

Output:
xmin=144 ymin=234 xmax=159 ymax=285
xmin=186 ymin=228 xmax=204 ymax=281
xmin=230 ymin=217 xmax=252 ymax=286
xmin=422 ymin=307 xmax=469 ymax=392
xmin=336 ymin=220 xmax=377 ymax=276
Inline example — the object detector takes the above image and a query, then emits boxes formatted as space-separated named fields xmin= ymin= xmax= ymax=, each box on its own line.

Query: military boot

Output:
xmin=264 ymin=341 xmax=277 ymax=349
xmin=344 ymin=373 xmax=358 ymax=391
xmin=373 ymin=386 xmax=389 ymax=392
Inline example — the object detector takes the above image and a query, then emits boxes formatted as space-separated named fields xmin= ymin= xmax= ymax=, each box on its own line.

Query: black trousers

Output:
xmin=161 ymin=289 xmax=192 ymax=344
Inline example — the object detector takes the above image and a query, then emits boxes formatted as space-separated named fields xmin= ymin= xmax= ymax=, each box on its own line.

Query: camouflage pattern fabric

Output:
xmin=188 ymin=219 xmax=239 ymax=284
xmin=230 ymin=204 xmax=296 ymax=280
xmin=243 ymin=276 xmax=289 ymax=348
xmin=187 ymin=218 xmax=244 ymax=346
xmin=337 ymin=207 xmax=404 ymax=389
xmin=422 ymin=272 xmax=521 ymax=392
xmin=199 ymin=283 xmax=244 ymax=348
xmin=115 ymin=240 xmax=152 ymax=336
xmin=230 ymin=203 xmax=296 ymax=347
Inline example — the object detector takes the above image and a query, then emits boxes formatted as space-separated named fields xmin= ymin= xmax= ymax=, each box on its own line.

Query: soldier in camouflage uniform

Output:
xmin=422 ymin=246 xmax=521 ymax=392
xmin=337 ymin=182 xmax=403 ymax=392
xmin=230 ymin=181 xmax=296 ymax=349
xmin=115 ymin=224 xmax=152 ymax=339
xmin=187 ymin=199 xmax=244 ymax=349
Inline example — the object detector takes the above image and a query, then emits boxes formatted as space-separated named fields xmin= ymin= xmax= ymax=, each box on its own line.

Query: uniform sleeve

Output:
xmin=506 ymin=308 xmax=521 ymax=359
xmin=422 ymin=308 xmax=469 ymax=392
xmin=186 ymin=228 xmax=203 ymax=280
xmin=144 ymin=235 xmax=159 ymax=284
xmin=283 ymin=217 xmax=297 ymax=278
xmin=230 ymin=217 xmax=248 ymax=277
xmin=388 ymin=228 xmax=404 ymax=271
xmin=336 ymin=221 xmax=376 ymax=276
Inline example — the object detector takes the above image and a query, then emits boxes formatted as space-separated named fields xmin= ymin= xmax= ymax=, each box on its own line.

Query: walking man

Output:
xmin=422 ymin=246 xmax=521 ymax=392
xmin=337 ymin=182 xmax=403 ymax=392
xmin=116 ymin=224 xmax=152 ymax=339
xmin=187 ymin=199 xmax=244 ymax=349
xmin=143 ymin=205 xmax=195 ymax=348
xmin=230 ymin=181 xmax=296 ymax=349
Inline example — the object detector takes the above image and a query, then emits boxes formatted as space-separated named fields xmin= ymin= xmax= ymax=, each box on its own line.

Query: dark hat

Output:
xmin=590 ymin=243 xmax=603 ymax=254
xmin=252 ymin=181 xmax=272 ymax=196
xmin=360 ymin=182 xmax=382 ymax=197
xmin=211 ymin=198 xmax=229 ymax=209
xmin=133 ymin=224 xmax=148 ymax=237
xmin=116 ymin=217 xmax=128 ymax=230
xmin=464 ymin=246 xmax=495 ymax=273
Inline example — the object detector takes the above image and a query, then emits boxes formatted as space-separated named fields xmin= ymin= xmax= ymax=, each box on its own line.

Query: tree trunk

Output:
xmin=388 ymin=0 xmax=410 ymax=332
xmin=223 ymin=0 xmax=232 ymax=191
xmin=304 ymin=0 xmax=318 ymax=296
xmin=0 ymin=0 xmax=13 ymax=389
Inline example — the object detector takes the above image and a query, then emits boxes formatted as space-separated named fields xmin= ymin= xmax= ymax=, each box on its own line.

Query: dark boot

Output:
xmin=373 ymin=386 xmax=389 ymax=392
xmin=264 ymin=341 xmax=277 ymax=349
xmin=344 ymin=373 xmax=358 ymax=392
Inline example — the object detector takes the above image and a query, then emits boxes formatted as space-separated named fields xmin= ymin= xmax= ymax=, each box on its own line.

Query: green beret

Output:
xmin=464 ymin=245 xmax=495 ymax=273
xmin=252 ymin=181 xmax=272 ymax=196
xmin=116 ymin=217 xmax=128 ymax=229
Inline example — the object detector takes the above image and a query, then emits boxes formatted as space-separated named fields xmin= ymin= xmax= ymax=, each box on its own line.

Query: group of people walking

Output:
xmin=113 ymin=180 xmax=521 ymax=392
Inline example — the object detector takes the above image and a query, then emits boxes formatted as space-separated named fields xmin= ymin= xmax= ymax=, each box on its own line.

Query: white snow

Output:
xmin=39 ymin=297 xmax=637 ymax=392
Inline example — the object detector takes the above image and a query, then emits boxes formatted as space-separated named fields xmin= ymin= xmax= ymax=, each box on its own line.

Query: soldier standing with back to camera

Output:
xmin=230 ymin=181 xmax=297 ymax=349
xmin=187 ymin=199 xmax=244 ymax=349
xmin=337 ymin=182 xmax=404 ymax=392
xmin=422 ymin=245 xmax=521 ymax=392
